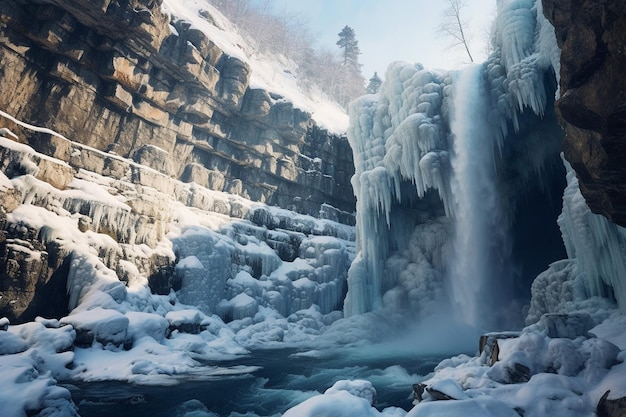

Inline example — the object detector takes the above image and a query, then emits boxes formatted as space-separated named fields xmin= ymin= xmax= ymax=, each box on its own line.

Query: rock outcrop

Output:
xmin=0 ymin=0 xmax=355 ymax=218
xmin=597 ymin=391 xmax=626 ymax=417
xmin=543 ymin=0 xmax=626 ymax=226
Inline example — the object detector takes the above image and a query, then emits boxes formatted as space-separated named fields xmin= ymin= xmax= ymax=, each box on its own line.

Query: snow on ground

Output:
xmin=279 ymin=312 xmax=626 ymax=417
xmin=160 ymin=0 xmax=348 ymax=133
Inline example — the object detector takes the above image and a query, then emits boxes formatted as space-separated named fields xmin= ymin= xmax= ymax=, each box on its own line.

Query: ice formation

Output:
xmin=558 ymin=162 xmax=626 ymax=310
xmin=520 ymin=156 xmax=626 ymax=322
xmin=344 ymin=62 xmax=451 ymax=317
xmin=344 ymin=0 xmax=562 ymax=324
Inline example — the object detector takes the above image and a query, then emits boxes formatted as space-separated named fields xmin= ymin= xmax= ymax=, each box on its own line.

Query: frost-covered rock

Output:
xmin=0 ymin=330 xmax=28 ymax=355
xmin=230 ymin=293 xmax=259 ymax=320
xmin=61 ymin=308 xmax=130 ymax=348
xmin=282 ymin=388 xmax=403 ymax=417
xmin=165 ymin=309 xmax=209 ymax=335
xmin=414 ymin=317 xmax=626 ymax=417
xmin=325 ymin=380 xmax=377 ymax=406
xmin=126 ymin=311 xmax=169 ymax=342
xmin=408 ymin=397 xmax=519 ymax=417
xmin=540 ymin=313 xmax=594 ymax=339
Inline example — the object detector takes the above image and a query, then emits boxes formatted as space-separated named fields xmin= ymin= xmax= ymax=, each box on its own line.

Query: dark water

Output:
xmin=66 ymin=348 xmax=449 ymax=417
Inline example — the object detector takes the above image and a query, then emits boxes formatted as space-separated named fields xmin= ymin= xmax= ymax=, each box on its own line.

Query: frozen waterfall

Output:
xmin=344 ymin=0 xmax=564 ymax=325
xmin=449 ymin=63 xmax=505 ymax=327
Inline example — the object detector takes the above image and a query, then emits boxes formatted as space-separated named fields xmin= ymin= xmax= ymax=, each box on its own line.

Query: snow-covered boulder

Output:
xmin=126 ymin=311 xmax=169 ymax=342
xmin=282 ymin=388 xmax=402 ymax=417
xmin=325 ymin=380 xmax=377 ymax=406
xmin=61 ymin=308 xmax=130 ymax=348
xmin=0 ymin=330 xmax=28 ymax=355
xmin=165 ymin=309 xmax=208 ymax=335
xmin=540 ymin=313 xmax=594 ymax=339
xmin=407 ymin=396 xmax=519 ymax=417
xmin=230 ymin=293 xmax=259 ymax=320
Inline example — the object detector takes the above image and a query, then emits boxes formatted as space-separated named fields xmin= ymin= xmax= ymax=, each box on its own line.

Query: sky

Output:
xmin=259 ymin=0 xmax=497 ymax=79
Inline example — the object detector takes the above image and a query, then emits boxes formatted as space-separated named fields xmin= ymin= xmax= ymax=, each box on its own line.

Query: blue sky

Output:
xmin=260 ymin=0 xmax=497 ymax=78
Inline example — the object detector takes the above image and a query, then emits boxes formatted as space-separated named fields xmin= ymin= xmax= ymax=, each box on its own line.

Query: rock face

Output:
xmin=0 ymin=208 xmax=71 ymax=322
xmin=597 ymin=391 xmax=626 ymax=417
xmin=0 ymin=125 xmax=355 ymax=322
xmin=0 ymin=0 xmax=356 ymax=323
xmin=0 ymin=0 xmax=355 ymax=218
xmin=543 ymin=0 xmax=626 ymax=226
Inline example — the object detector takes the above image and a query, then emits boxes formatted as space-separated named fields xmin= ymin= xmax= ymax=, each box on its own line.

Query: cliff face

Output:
xmin=543 ymin=0 xmax=626 ymax=227
xmin=0 ymin=0 xmax=356 ymax=323
xmin=0 ymin=0 xmax=355 ymax=218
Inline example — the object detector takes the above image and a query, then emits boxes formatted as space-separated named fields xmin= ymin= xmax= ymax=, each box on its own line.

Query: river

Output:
xmin=65 ymin=347 xmax=451 ymax=417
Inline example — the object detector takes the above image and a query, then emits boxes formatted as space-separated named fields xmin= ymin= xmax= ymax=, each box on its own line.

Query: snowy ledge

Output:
xmin=161 ymin=0 xmax=348 ymax=134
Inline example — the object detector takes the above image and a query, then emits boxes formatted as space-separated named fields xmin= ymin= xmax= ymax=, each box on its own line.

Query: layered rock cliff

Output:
xmin=543 ymin=0 xmax=626 ymax=227
xmin=0 ymin=0 xmax=355 ymax=217
xmin=0 ymin=0 xmax=356 ymax=323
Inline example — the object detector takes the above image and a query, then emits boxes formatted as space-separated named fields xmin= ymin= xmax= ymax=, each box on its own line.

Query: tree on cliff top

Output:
xmin=208 ymin=1 xmax=365 ymax=108
xmin=335 ymin=25 xmax=365 ymax=107
xmin=366 ymin=72 xmax=382 ymax=94
xmin=438 ymin=0 xmax=474 ymax=63
xmin=336 ymin=25 xmax=361 ymax=70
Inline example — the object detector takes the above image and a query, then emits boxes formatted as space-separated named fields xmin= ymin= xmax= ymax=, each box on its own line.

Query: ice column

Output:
xmin=343 ymin=63 xmax=450 ymax=317
xmin=558 ymin=160 xmax=626 ymax=311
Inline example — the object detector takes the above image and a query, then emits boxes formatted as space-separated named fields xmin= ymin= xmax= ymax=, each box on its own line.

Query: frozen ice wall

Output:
xmin=557 ymin=161 xmax=626 ymax=311
xmin=525 ymin=159 xmax=626 ymax=322
xmin=173 ymin=207 xmax=354 ymax=321
xmin=344 ymin=62 xmax=452 ymax=317
xmin=344 ymin=0 xmax=562 ymax=324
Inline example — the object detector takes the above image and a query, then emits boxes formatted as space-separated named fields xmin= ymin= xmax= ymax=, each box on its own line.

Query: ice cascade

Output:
xmin=344 ymin=0 xmax=562 ymax=320
xmin=344 ymin=63 xmax=451 ymax=317
xmin=557 ymin=161 xmax=626 ymax=311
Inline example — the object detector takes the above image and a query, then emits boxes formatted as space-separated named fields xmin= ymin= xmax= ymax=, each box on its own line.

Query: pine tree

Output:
xmin=366 ymin=72 xmax=382 ymax=94
xmin=336 ymin=25 xmax=361 ymax=70
xmin=335 ymin=25 xmax=365 ymax=107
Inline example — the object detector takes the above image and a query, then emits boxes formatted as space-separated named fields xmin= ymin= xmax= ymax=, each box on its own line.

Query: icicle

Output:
xmin=558 ymin=159 xmax=626 ymax=311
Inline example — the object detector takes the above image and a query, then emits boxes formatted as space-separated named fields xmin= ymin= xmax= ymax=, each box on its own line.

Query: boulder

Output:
xmin=230 ymin=293 xmax=258 ymax=320
xmin=479 ymin=331 xmax=521 ymax=366
xmin=0 ymin=136 xmax=74 ymax=190
xmin=165 ymin=309 xmax=208 ymax=335
xmin=324 ymin=380 xmax=377 ymax=406
xmin=0 ymin=330 xmax=28 ymax=354
xmin=132 ymin=144 xmax=174 ymax=176
xmin=597 ymin=391 xmax=626 ymax=417
xmin=60 ymin=307 xmax=130 ymax=348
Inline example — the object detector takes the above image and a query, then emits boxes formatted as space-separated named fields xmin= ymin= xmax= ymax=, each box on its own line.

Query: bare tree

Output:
xmin=438 ymin=0 xmax=474 ymax=63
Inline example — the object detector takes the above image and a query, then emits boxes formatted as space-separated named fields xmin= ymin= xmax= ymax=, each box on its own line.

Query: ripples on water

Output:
xmin=67 ymin=347 xmax=449 ymax=417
